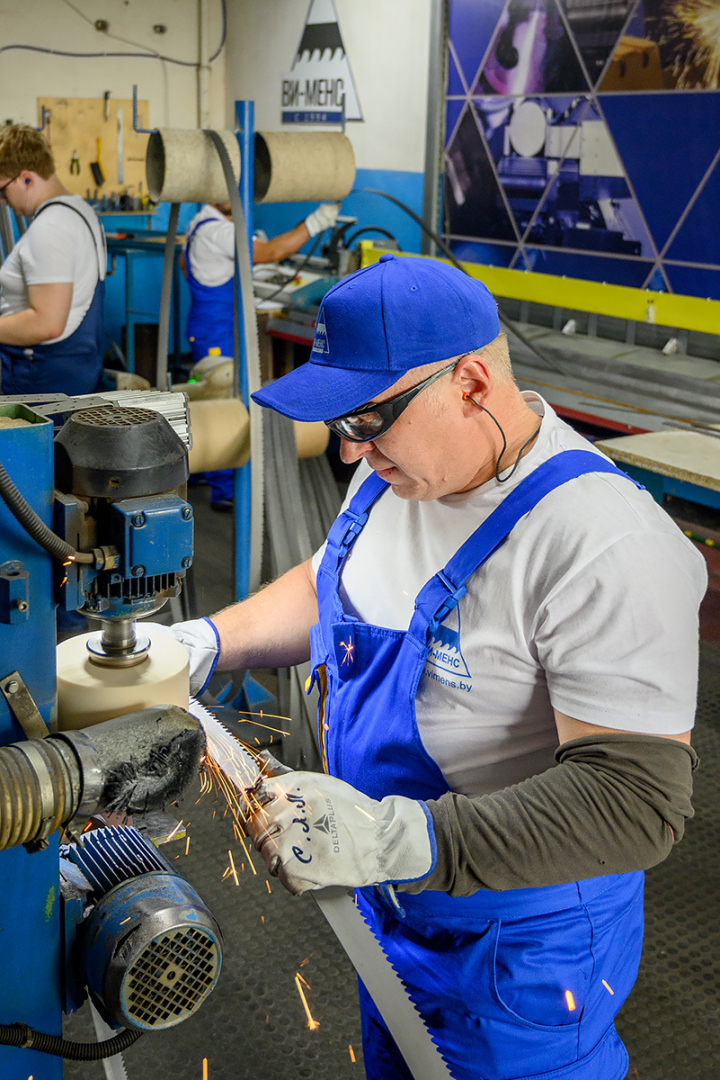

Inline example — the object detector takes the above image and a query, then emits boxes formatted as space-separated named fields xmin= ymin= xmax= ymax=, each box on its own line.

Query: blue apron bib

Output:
xmin=0 ymin=201 xmax=105 ymax=397
xmin=185 ymin=217 xmax=235 ymax=365
xmin=310 ymin=449 xmax=646 ymax=1080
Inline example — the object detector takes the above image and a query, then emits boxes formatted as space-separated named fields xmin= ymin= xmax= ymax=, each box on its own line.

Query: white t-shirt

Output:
xmin=0 ymin=195 xmax=105 ymax=343
xmin=184 ymin=205 xmax=234 ymax=287
xmin=312 ymin=394 xmax=707 ymax=797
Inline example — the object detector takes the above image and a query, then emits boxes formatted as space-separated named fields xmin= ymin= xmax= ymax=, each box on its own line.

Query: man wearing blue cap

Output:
xmin=171 ymin=255 xmax=705 ymax=1080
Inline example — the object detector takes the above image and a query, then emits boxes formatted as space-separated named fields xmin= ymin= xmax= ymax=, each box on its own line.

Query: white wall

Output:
xmin=0 ymin=0 xmax=226 ymax=130
xmin=224 ymin=0 xmax=432 ymax=174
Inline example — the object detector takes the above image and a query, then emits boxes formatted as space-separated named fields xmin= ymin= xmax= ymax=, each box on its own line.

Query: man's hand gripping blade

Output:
xmin=187 ymin=699 xmax=452 ymax=1080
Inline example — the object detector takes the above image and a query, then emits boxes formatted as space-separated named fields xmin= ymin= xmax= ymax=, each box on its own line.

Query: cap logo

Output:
xmin=312 ymin=320 xmax=329 ymax=355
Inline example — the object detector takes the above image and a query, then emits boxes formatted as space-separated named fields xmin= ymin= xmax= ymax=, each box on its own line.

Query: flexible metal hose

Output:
xmin=0 ymin=458 xmax=94 ymax=564
xmin=0 ymin=1022 xmax=142 ymax=1060
xmin=0 ymin=738 xmax=80 ymax=849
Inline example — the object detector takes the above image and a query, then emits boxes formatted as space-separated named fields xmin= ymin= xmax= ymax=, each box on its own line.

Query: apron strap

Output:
xmin=409 ymin=450 xmax=642 ymax=643
xmin=32 ymin=200 xmax=105 ymax=280
xmin=317 ymin=471 xmax=389 ymax=626
xmin=322 ymin=470 xmax=389 ymax=572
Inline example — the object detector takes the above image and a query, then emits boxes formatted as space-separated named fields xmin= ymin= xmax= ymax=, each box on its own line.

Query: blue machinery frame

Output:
xmin=233 ymin=100 xmax=255 ymax=605
xmin=0 ymin=411 xmax=63 ymax=1080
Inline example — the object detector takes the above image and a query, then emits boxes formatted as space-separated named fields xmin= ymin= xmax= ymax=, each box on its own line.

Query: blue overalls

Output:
xmin=0 ymin=200 xmax=105 ymax=397
xmin=185 ymin=216 xmax=236 ymax=502
xmin=310 ymin=450 xmax=646 ymax=1080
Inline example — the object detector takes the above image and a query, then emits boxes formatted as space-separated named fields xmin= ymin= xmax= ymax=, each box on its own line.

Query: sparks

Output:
xmin=228 ymin=849 xmax=239 ymax=886
xmin=602 ymin=979 xmax=615 ymax=995
xmin=266 ymin=880 xmax=272 ymax=894
xmin=119 ymin=917 xmax=131 ymax=926
xmin=261 ymin=915 xmax=265 ymax=924
xmin=338 ymin=638 xmax=355 ymax=666
xmin=166 ymin=819 xmax=184 ymax=841
xmin=295 ymin=974 xmax=319 ymax=1030
xmin=202 ymin=1059 xmax=208 ymax=1080
xmin=296 ymin=972 xmax=310 ymax=989
xmin=354 ymin=804 xmax=376 ymax=822
xmin=185 ymin=835 xmax=191 ymax=856
xmin=349 ymin=1045 xmax=356 ymax=1063
xmin=565 ymin=990 xmax=576 ymax=1012
xmin=665 ymin=0 xmax=720 ymax=88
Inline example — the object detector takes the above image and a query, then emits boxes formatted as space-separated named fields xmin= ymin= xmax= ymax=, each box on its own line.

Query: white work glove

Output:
xmin=153 ymin=617 xmax=220 ymax=695
xmin=246 ymin=767 xmax=436 ymax=896
xmin=304 ymin=202 xmax=340 ymax=238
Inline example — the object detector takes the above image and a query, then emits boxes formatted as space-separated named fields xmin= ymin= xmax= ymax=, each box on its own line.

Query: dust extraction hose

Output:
xmin=0 ymin=705 xmax=206 ymax=850
xmin=0 ymin=1022 xmax=142 ymax=1060
xmin=0 ymin=458 xmax=94 ymax=564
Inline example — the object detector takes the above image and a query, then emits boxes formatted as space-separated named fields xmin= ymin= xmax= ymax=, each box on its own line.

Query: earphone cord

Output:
xmin=464 ymin=395 xmax=542 ymax=483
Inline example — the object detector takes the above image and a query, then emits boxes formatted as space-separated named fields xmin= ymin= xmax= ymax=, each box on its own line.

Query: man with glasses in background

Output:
xmin=169 ymin=254 xmax=705 ymax=1080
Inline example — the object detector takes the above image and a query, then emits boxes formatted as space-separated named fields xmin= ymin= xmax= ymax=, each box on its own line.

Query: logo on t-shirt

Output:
xmin=425 ymin=607 xmax=472 ymax=684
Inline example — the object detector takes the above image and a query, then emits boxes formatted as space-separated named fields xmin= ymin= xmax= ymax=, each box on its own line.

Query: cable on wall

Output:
xmin=0 ymin=0 xmax=227 ymax=68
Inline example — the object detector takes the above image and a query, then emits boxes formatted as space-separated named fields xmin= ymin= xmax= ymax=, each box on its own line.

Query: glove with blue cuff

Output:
xmin=155 ymin=617 xmax=220 ymax=695
xmin=246 ymin=768 xmax=436 ymax=896
xmin=304 ymin=202 xmax=340 ymax=238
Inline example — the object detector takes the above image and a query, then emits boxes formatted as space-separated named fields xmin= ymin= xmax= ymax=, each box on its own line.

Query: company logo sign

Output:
xmin=282 ymin=0 xmax=362 ymax=125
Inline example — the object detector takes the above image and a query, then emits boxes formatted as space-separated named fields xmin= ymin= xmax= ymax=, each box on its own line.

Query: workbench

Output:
xmin=596 ymin=430 xmax=720 ymax=510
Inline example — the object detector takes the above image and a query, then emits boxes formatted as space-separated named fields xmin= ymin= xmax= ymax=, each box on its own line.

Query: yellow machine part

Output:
xmin=358 ymin=243 xmax=720 ymax=337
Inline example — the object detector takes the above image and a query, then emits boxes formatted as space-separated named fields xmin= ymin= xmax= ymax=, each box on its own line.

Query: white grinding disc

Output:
xmin=56 ymin=625 xmax=190 ymax=730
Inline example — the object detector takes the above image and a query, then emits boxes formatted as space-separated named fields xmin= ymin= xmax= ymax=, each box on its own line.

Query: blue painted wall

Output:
xmin=100 ymin=167 xmax=425 ymax=360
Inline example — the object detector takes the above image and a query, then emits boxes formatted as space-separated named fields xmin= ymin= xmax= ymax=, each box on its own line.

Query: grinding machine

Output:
xmin=0 ymin=391 xmax=222 ymax=1079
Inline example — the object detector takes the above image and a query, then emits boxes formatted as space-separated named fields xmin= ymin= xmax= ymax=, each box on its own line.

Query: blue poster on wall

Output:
xmin=444 ymin=0 xmax=720 ymax=299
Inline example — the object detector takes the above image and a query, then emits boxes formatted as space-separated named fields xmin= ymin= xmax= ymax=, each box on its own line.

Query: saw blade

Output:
xmin=187 ymin=698 xmax=453 ymax=1080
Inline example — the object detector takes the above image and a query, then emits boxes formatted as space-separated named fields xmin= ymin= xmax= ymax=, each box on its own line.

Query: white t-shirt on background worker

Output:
xmin=0 ymin=194 xmax=105 ymax=343
xmin=313 ymin=393 xmax=707 ymax=797
xmin=184 ymin=204 xmax=235 ymax=286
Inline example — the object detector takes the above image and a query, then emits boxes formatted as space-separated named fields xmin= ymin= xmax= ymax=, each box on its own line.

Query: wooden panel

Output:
xmin=37 ymin=96 xmax=150 ymax=198
xmin=596 ymin=431 xmax=720 ymax=491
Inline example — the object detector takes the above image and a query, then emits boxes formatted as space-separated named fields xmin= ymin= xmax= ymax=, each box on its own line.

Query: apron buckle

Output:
xmin=429 ymin=571 xmax=467 ymax=634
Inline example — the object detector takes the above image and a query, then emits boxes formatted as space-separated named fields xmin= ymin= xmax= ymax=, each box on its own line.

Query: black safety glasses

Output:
xmin=0 ymin=174 xmax=19 ymax=201
xmin=325 ymin=360 xmax=459 ymax=442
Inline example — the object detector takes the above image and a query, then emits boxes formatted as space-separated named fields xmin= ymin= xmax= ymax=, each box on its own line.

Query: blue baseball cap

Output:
xmin=251 ymin=253 xmax=500 ymax=421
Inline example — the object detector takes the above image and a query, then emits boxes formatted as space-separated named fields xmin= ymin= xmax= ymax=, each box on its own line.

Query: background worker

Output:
xmin=0 ymin=125 xmax=106 ymax=396
xmin=181 ymin=199 xmax=340 ymax=508
xmin=169 ymin=255 xmax=706 ymax=1080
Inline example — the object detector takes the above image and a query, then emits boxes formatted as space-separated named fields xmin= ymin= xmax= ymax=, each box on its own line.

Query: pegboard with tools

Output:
xmin=37 ymin=94 xmax=150 ymax=200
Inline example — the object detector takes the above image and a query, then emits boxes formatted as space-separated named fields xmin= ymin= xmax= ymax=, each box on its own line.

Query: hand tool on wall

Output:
xmin=70 ymin=150 xmax=80 ymax=175
xmin=117 ymin=109 xmax=124 ymax=185
xmin=91 ymin=137 xmax=105 ymax=187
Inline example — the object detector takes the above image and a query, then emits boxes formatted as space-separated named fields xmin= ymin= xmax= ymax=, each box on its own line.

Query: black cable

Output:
xmin=0 ymin=1023 xmax=142 ymax=1061
xmin=351 ymin=187 xmax=567 ymax=377
xmin=259 ymin=233 xmax=324 ymax=306
xmin=208 ymin=0 xmax=228 ymax=62
xmin=463 ymin=395 xmax=541 ymax=483
xmin=0 ymin=459 xmax=94 ymax=564
xmin=345 ymin=226 xmax=401 ymax=250
xmin=0 ymin=0 xmax=227 ymax=68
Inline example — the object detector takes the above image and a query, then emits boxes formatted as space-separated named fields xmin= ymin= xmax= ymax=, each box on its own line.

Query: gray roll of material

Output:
xmin=254 ymin=131 xmax=355 ymax=203
xmin=146 ymin=129 xmax=241 ymax=203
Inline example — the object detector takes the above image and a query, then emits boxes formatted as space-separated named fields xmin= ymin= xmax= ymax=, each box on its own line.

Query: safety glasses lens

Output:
xmin=335 ymin=412 xmax=384 ymax=440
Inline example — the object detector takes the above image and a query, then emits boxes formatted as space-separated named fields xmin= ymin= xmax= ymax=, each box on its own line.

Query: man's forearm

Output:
xmin=401 ymin=733 xmax=698 ymax=896
xmin=253 ymin=223 xmax=309 ymax=265
xmin=211 ymin=559 xmax=318 ymax=671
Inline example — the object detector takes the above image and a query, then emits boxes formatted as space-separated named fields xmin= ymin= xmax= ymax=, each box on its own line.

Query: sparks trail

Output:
xmin=664 ymin=0 xmax=720 ymax=88
xmin=295 ymin=974 xmax=319 ymax=1030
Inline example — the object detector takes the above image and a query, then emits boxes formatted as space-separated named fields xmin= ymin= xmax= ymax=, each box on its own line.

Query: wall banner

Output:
xmin=281 ymin=0 xmax=363 ymax=125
